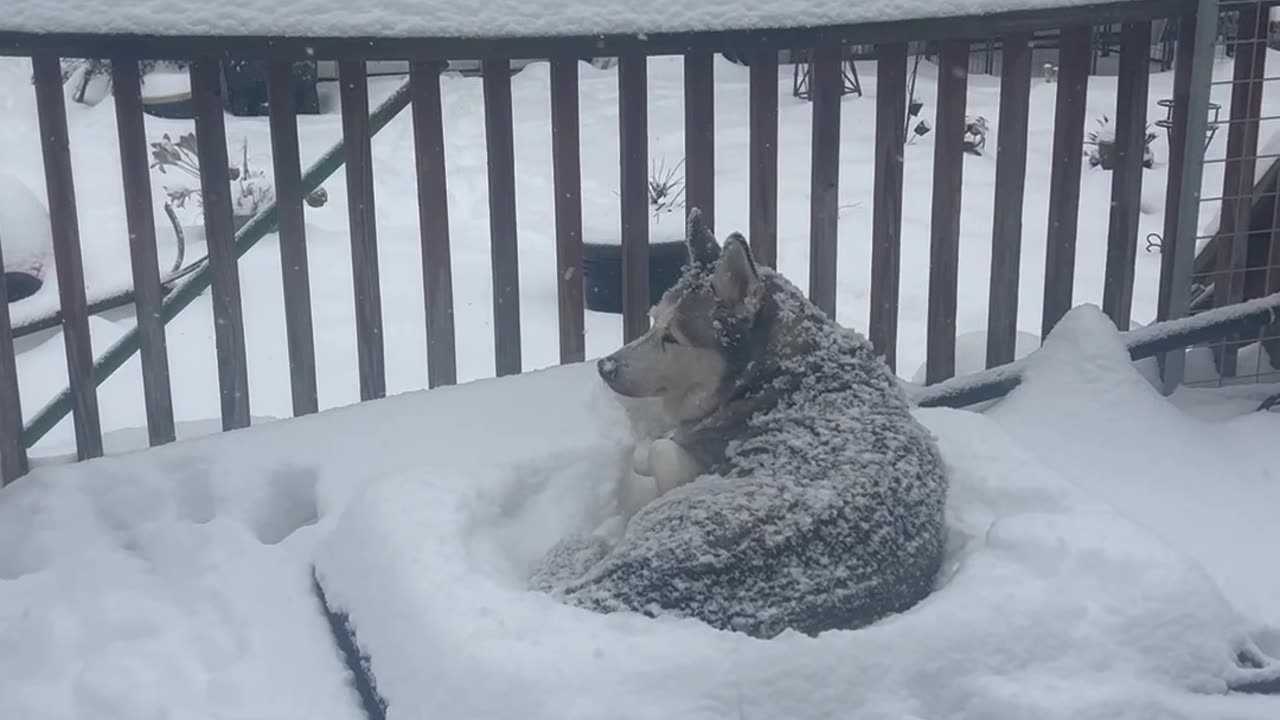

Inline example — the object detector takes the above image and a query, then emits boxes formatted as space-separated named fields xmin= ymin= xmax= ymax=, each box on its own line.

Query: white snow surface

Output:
xmin=306 ymin=305 xmax=1280 ymax=720
xmin=6 ymin=0 xmax=1140 ymax=38
xmin=0 ymin=305 xmax=1278 ymax=718
xmin=0 ymin=361 xmax=632 ymax=720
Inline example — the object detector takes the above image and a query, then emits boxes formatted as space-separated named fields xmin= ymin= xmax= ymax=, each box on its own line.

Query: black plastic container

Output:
xmin=582 ymin=240 xmax=687 ymax=314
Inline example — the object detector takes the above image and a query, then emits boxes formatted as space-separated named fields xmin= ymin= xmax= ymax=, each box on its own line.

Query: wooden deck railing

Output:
xmin=0 ymin=0 xmax=1238 ymax=484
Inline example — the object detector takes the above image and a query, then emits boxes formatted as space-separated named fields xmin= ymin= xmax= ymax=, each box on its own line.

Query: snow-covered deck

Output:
xmin=2 ymin=305 xmax=1278 ymax=719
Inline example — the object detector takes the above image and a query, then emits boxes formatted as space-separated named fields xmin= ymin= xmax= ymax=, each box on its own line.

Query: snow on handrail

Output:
xmin=1 ymin=0 xmax=1168 ymax=42
xmin=910 ymin=292 xmax=1280 ymax=409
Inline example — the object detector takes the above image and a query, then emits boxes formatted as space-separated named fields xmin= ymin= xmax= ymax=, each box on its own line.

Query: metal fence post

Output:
xmin=1161 ymin=0 xmax=1221 ymax=395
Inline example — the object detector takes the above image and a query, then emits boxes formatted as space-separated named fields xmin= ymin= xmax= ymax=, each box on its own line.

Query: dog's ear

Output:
xmin=685 ymin=207 xmax=721 ymax=269
xmin=712 ymin=233 xmax=763 ymax=313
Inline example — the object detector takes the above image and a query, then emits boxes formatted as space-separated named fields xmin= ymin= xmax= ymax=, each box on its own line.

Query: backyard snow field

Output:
xmin=3 ymin=52 xmax=1280 ymax=458
xmin=2 ymin=305 xmax=1279 ymax=720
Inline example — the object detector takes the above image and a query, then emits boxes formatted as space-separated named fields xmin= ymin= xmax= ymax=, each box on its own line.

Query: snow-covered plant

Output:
xmin=903 ymin=96 xmax=932 ymax=145
xmin=56 ymin=59 xmax=178 ymax=104
xmin=150 ymin=132 xmax=274 ymax=217
xmin=903 ymin=45 xmax=929 ymax=147
xmin=1086 ymin=115 xmax=1157 ymax=170
xmin=904 ymin=96 xmax=930 ymax=146
xmin=147 ymin=132 xmax=327 ymax=272
xmin=962 ymin=116 xmax=989 ymax=156
xmin=149 ymin=132 xmax=327 ymax=217
xmin=231 ymin=144 xmax=277 ymax=220
xmin=648 ymin=157 xmax=686 ymax=217
xmin=149 ymin=132 xmax=202 ymax=188
xmin=911 ymin=119 xmax=933 ymax=144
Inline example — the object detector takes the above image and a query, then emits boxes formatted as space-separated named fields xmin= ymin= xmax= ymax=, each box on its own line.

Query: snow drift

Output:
xmin=312 ymin=304 xmax=1280 ymax=720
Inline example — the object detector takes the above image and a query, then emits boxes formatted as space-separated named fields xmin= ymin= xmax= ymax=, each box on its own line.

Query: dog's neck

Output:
xmin=672 ymin=288 xmax=814 ymax=471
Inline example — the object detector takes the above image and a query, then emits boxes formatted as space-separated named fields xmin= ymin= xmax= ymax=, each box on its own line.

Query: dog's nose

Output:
xmin=597 ymin=356 xmax=619 ymax=382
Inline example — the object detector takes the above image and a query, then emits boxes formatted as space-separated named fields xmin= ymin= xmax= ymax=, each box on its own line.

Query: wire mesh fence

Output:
xmin=1183 ymin=0 xmax=1280 ymax=388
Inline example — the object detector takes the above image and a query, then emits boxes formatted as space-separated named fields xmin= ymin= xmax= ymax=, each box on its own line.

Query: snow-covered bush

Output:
xmin=962 ymin=115 xmax=989 ymax=156
xmin=647 ymin=156 xmax=685 ymax=218
xmin=1086 ymin=115 xmax=1157 ymax=170
xmin=150 ymin=132 xmax=327 ymax=223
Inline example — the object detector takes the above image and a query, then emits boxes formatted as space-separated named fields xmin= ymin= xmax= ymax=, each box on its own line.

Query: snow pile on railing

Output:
xmin=4 ymin=0 xmax=1145 ymax=39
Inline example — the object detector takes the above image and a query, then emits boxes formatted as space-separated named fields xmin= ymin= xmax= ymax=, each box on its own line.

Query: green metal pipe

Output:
xmin=23 ymin=77 xmax=414 ymax=449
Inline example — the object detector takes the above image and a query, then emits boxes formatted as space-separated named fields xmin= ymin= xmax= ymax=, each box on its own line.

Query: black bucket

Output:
xmin=582 ymin=240 xmax=687 ymax=314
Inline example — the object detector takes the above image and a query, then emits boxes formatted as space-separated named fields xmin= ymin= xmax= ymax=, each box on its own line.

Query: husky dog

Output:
xmin=533 ymin=209 xmax=948 ymax=639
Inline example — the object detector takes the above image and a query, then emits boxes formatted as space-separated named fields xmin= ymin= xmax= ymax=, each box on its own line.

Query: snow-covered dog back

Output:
xmin=530 ymin=209 xmax=948 ymax=638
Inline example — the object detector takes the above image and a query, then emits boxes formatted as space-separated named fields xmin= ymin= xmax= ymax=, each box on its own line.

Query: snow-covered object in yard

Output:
xmin=6 ymin=0 xmax=1152 ymax=38
xmin=962 ymin=115 xmax=988 ymax=156
xmin=538 ymin=264 xmax=948 ymax=639
xmin=0 ymin=172 xmax=53 ymax=301
xmin=311 ymin=305 xmax=1280 ymax=719
xmin=1087 ymin=114 xmax=1157 ymax=171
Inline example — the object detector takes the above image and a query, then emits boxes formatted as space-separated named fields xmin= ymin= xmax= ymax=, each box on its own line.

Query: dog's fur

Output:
xmin=533 ymin=210 xmax=948 ymax=639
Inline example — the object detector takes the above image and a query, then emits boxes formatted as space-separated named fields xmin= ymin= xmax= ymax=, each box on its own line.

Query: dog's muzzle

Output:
xmin=597 ymin=356 xmax=620 ymax=383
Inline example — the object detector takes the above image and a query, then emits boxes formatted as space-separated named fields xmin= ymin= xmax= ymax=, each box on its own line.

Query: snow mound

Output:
xmin=313 ymin=305 xmax=1280 ymax=719
xmin=988 ymin=304 xmax=1280 ymax=625
xmin=0 ymin=172 xmax=52 ymax=280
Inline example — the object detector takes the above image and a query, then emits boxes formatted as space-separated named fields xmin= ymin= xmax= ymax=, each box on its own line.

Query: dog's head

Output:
xmin=597 ymin=209 xmax=766 ymax=423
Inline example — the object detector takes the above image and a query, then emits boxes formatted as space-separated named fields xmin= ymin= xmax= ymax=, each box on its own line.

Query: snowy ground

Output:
xmin=1 ymin=304 xmax=1278 ymax=720
xmin=4 ymin=52 xmax=1280 ymax=458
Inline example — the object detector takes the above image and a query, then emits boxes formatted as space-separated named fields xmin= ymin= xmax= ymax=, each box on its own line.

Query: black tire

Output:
xmin=3 ymin=272 xmax=42 ymax=303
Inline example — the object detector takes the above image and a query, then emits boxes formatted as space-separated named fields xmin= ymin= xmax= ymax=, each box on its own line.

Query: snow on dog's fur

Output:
xmin=530 ymin=210 xmax=949 ymax=639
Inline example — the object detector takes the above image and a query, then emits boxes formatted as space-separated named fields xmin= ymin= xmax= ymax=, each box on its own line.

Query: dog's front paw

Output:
xmin=649 ymin=438 xmax=702 ymax=495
